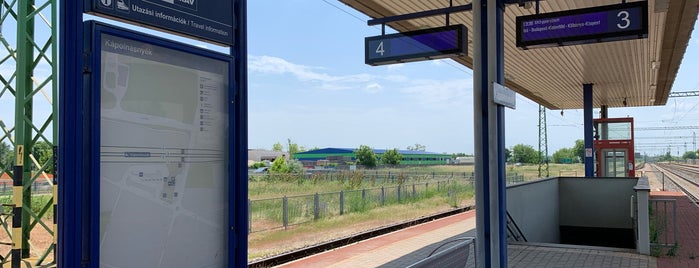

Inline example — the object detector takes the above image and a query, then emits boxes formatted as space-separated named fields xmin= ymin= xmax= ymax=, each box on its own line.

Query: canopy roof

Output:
xmin=340 ymin=0 xmax=698 ymax=109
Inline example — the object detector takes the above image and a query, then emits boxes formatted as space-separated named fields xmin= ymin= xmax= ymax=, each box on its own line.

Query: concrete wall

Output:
xmin=558 ymin=177 xmax=638 ymax=229
xmin=506 ymin=178 xmax=560 ymax=243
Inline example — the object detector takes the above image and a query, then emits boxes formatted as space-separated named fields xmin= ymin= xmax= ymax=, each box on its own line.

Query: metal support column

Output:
xmin=16 ymin=0 xmax=36 ymax=258
xmin=474 ymin=0 xmax=507 ymax=266
xmin=538 ymin=105 xmax=549 ymax=178
xmin=600 ymin=105 xmax=608 ymax=119
xmin=232 ymin=0 xmax=249 ymax=266
xmin=58 ymin=0 xmax=84 ymax=266
xmin=1 ymin=0 xmax=58 ymax=262
xmin=12 ymin=156 xmax=23 ymax=267
xmin=584 ymin=84 xmax=594 ymax=177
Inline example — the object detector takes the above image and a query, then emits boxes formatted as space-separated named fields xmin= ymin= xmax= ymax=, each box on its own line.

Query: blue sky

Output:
xmin=247 ymin=1 xmax=699 ymax=156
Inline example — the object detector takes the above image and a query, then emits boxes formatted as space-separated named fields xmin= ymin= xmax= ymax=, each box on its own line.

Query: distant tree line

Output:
xmin=551 ymin=140 xmax=585 ymax=164
xmin=355 ymin=145 xmax=402 ymax=168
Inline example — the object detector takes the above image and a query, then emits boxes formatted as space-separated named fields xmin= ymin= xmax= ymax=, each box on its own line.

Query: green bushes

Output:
xmin=0 ymin=194 xmax=53 ymax=219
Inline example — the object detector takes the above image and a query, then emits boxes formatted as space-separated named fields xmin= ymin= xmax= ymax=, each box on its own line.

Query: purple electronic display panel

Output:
xmin=365 ymin=25 xmax=467 ymax=66
xmin=516 ymin=1 xmax=648 ymax=49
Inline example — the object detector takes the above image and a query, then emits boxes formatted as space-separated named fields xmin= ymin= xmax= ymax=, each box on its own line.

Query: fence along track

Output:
xmin=248 ymin=179 xmax=473 ymax=233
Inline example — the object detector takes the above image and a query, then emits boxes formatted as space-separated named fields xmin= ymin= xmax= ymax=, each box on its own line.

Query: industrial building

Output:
xmin=293 ymin=147 xmax=452 ymax=166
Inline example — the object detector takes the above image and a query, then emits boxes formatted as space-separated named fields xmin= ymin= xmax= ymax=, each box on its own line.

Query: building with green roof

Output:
xmin=293 ymin=147 xmax=451 ymax=167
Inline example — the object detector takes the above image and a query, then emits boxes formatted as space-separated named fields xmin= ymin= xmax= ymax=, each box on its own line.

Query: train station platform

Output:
xmin=277 ymin=209 xmax=655 ymax=267
xmin=274 ymin=189 xmax=699 ymax=267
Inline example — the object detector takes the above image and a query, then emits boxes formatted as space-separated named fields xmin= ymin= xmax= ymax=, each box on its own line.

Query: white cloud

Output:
xmin=386 ymin=64 xmax=405 ymax=72
xmin=385 ymin=75 xmax=409 ymax=83
xmin=430 ymin=60 xmax=445 ymax=66
xmin=364 ymin=83 xmax=382 ymax=93
xmin=249 ymin=55 xmax=375 ymax=90
xmin=249 ymin=55 xmax=473 ymax=108
xmin=400 ymin=78 xmax=473 ymax=108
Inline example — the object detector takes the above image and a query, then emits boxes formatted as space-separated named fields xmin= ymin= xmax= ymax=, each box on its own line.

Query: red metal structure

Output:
xmin=594 ymin=117 xmax=635 ymax=177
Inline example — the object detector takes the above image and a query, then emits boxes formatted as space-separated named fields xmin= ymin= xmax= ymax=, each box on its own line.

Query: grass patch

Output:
xmin=0 ymin=194 xmax=53 ymax=219
xmin=247 ymin=164 xmax=580 ymax=261
xmin=249 ymin=180 xmax=472 ymax=232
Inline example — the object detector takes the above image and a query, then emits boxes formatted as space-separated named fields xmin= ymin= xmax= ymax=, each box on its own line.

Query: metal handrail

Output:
xmin=506 ymin=211 xmax=527 ymax=242
xmin=650 ymin=198 xmax=678 ymax=248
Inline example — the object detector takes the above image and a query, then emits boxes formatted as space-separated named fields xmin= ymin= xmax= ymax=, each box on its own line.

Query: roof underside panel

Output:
xmin=340 ymin=0 xmax=699 ymax=110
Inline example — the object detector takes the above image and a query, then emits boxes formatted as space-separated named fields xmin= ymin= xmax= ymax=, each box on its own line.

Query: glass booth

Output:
xmin=594 ymin=117 xmax=635 ymax=177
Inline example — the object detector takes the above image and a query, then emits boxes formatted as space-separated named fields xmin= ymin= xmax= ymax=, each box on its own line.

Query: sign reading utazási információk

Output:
xmin=88 ymin=0 xmax=233 ymax=45
xmin=516 ymin=1 xmax=648 ymax=49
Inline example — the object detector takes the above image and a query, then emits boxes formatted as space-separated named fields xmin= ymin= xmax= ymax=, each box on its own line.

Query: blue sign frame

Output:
xmin=365 ymin=25 xmax=468 ymax=66
xmin=86 ymin=0 xmax=234 ymax=45
xmin=61 ymin=1 xmax=248 ymax=267
xmin=516 ymin=1 xmax=648 ymax=49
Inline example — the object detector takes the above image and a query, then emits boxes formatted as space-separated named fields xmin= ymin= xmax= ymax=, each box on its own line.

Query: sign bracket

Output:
xmin=367 ymin=1 xmax=542 ymax=27
xmin=446 ymin=0 xmax=453 ymax=26
xmin=367 ymin=5 xmax=472 ymax=26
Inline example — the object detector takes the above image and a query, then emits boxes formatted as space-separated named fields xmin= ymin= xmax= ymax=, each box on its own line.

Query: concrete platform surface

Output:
xmin=651 ymin=191 xmax=699 ymax=268
xmin=277 ymin=208 xmax=660 ymax=268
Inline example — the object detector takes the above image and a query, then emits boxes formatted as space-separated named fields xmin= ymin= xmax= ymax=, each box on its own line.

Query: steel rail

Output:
xmin=652 ymin=163 xmax=699 ymax=203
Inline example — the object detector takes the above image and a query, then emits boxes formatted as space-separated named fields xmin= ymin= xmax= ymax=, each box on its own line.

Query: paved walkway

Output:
xmin=278 ymin=209 xmax=657 ymax=267
xmin=652 ymin=191 xmax=699 ymax=268
xmin=276 ymin=190 xmax=699 ymax=267
xmin=279 ymin=210 xmax=476 ymax=268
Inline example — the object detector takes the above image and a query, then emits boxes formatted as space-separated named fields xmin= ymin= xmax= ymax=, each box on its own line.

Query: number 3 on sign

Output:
xmin=376 ymin=41 xmax=385 ymax=56
xmin=617 ymin=10 xmax=630 ymax=29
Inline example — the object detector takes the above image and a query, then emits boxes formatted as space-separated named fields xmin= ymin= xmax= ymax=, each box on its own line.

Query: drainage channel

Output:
xmin=248 ymin=206 xmax=474 ymax=268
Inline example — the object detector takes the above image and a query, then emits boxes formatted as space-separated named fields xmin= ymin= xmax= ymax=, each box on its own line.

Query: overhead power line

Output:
xmin=635 ymin=136 xmax=694 ymax=139
xmin=668 ymin=91 xmax=699 ymax=98
xmin=636 ymin=142 xmax=691 ymax=146
xmin=635 ymin=126 xmax=699 ymax=131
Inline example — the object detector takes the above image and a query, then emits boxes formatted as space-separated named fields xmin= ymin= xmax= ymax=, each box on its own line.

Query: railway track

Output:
xmin=652 ymin=163 xmax=699 ymax=203
xmin=247 ymin=206 xmax=474 ymax=268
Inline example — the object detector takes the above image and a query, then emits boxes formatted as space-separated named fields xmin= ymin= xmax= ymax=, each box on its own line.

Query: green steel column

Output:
xmin=538 ymin=105 xmax=549 ymax=178
xmin=15 ymin=0 xmax=35 ymax=258
xmin=51 ymin=0 xmax=57 ymax=262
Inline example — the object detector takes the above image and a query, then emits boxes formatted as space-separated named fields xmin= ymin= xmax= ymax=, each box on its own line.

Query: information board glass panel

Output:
xmin=96 ymin=25 xmax=230 ymax=267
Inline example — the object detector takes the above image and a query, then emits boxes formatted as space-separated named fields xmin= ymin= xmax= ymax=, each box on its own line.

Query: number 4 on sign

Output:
xmin=376 ymin=41 xmax=384 ymax=56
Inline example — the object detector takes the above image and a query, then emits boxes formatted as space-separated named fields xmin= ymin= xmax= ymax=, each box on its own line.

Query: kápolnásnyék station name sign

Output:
xmin=516 ymin=1 xmax=648 ymax=49
xmin=88 ymin=0 xmax=233 ymax=45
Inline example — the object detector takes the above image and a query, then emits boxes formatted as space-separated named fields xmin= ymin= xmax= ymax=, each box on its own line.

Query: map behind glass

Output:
xmin=99 ymin=33 xmax=229 ymax=268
